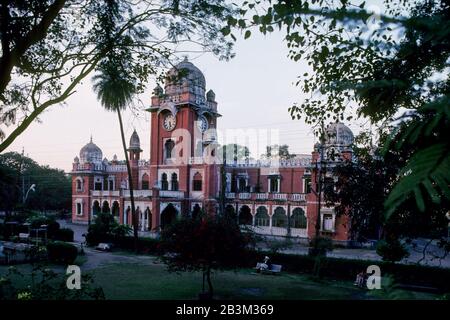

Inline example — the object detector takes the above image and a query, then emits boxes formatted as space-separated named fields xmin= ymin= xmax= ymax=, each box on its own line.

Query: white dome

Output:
xmin=79 ymin=137 xmax=102 ymax=164
xmin=325 ymin=122 xmax=354 ymax=147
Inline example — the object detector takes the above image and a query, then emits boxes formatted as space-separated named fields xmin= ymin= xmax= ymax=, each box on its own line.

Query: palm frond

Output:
xmin=385 ymin=143 xmax=450 ymax=218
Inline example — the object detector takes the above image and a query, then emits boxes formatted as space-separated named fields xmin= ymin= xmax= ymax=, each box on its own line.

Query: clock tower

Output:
xmin=147 ymin=58 xmax=221 ymax=228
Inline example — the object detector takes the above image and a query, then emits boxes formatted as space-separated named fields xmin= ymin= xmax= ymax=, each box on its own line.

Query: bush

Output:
xmin=55 ymin=228 xmax=74 ymax=242
xmin=47 ymin=241 xmax=78 ymax=265
xmin=376 ymin=239 xmax=409 ymax=262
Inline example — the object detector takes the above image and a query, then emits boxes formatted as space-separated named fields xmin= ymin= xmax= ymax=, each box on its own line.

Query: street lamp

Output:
xmin=23 ymin=183 xmax=36 ymax=204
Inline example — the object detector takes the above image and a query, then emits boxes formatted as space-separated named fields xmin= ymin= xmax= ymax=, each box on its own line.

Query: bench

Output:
xmin=255 ymin=262 xmax=282 ymax=275
xmin=95 ymin=243 xmax=113 ymax=251
xmin=19 ymin=233 xmax=30 ymax=241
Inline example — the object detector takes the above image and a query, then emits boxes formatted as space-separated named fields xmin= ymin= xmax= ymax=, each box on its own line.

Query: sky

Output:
xmin=4 ymin=29 xmax=369 ymax=173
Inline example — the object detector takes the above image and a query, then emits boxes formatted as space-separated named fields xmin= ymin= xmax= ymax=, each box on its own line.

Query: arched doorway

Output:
xmin=291 ymin=208 xmax=307 ymax=229
xmin=255 ymin=206 xmax=270 ymax=227
xmin=161 ymin=204 xmax=178 ymax=229
xmin=224 ymin=204 xmax=236 ymax=221
xmin=238 ymin=205 xmax=252 ymax=225
xmin=102 ymin=201 xmax=110 ymax=214
xmin=192 ymin=203 xmax=201 ymax=220
xmin=272 ymin=207 xmax=287 ymax=228
xmin=112 ymin=201 xmax=120 ymax=221
xmin=144 ymin=207 xmax=152 ymax=231
xmin=92 ymin=201 xmax=100 ymax=215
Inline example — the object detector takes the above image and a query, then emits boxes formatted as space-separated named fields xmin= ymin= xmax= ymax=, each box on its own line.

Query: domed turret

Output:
xmin=153 ymin=84 xmax=163 ymax=96
xmin=325 ymin=121 xmax=354 ymax=147
xmin=165 ymin=57 xmax=206 ymax=98
xmin=73 ymin=156 xmax=79 ymax=163
xmin=206 ymin=89 xmax=215 ymax=102
xmin=129 ymin=130 xmax=141 ymax=151
xmin=79 ymin=137 xmax=102 ymax=164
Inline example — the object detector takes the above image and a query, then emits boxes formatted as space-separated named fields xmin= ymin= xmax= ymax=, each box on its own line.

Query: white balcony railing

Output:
xmin=291 ymin=193 xmax=306 ymax=202
xmin=160 ymin=190 xmax=184 ymax=198
xmin=238 ymin=193 xmax=251 ymax=199
xmin=272 ymin=193 xmax=287 ymax=201
xmin=122 ymin=190 xmax=151 ymax=198
xmin=225 ymin=193 xmax=235 ymax=199
xmin=255 ymin=193 xmax=268 ymax=200
xmin=91 ymin=190 xmax=120 ymax=197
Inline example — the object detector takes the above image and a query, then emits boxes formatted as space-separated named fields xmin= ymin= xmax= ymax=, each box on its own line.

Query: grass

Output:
xmin=0 ymin=252 xmax=441 ymax=300
xmin=88 ymin=261 xmax=438 ymax=300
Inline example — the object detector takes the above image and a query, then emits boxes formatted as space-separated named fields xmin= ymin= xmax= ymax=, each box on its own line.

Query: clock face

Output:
xmin=197 ymin=115 xmax=208 ymax=133
xmin=163 ymin=113 xmax=176 ymax=131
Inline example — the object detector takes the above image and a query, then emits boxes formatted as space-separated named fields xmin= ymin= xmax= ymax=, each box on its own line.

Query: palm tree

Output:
xmin=92 ymin=62 xmax=139 ymax=252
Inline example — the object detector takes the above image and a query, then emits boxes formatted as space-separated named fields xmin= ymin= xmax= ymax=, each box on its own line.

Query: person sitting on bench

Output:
xmin=354 ymin=270 xmax=366 ymax=288
xmin=258 ymin=256 xmax=271 ymax=273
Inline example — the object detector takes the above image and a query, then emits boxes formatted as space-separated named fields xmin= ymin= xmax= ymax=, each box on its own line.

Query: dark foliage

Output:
xmin=46 ymin=241 xmax=78 ymax=265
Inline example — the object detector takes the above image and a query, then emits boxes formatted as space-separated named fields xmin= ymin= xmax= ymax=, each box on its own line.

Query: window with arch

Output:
xmin=193 ymin=172 xmax=202 ymax=191
xmin=76 ymin=178 xmax=83 ymax=192
xmin=108 ymin=179 xmax=114 ymax=191
xmin=255 ymin=206 xmax=270 ymax=227
xmin=76 ymin=202 xmax=83 ymax=215
xmin=171 ymin=173 xmax=179 ymax=191
xmin=141 ymin=173 xmax=150 ymax=190
xmin=268 ymin=176 xmax=280 ymax=193
xmin=291 ymin=208 xmax=307 ymax=229
xmin=272 ymin=207 xmax=287 ymax=228
xmin=161 ymin=173 xmax=169 ymax=190
xmin=165 ymin=139 xmax=175 ymax=159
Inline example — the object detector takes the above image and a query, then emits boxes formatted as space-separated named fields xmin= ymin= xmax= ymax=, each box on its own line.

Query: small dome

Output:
xmin=153 ymin=84 xmax=163 ymax=96
xmin=206 ymin=89 xmax=215 ymax=102
xmin=113 ymin=154 xmax=118 ymax=161
xmin=165 ymin=57 xmax=206 ymax=96
xmin=103 ymin=157 xmax=108 ymax=164
xmin=74 ymin=156 xmax=79 ymax=163
xmin=325 ymin=121 xmax=354 ymax=147
xmin=79 ymin=137 xmax=102 ymax=164
xmin=129 ymin=130 xmax=141 ymax=150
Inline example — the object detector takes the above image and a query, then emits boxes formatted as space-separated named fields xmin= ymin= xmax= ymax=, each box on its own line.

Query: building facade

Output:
xmin=71 ymin=58 xmax=354 ymax=243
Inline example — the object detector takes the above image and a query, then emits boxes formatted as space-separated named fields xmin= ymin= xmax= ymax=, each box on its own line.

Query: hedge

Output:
xmin=247 ymin=251 xmax=450 ymax=292
xmin=55 ymin=228 xmax=74 ymax=242
xmin=47 ymin=241 xmax=78 ymax=265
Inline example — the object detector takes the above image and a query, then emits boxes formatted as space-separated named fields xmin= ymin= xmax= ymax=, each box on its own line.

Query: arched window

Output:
xmin=272 ymin=207 xmax=287 ymax=228
xmin=161 ymin=173 xmax=169 ymax=190
xmin=165 ymin=139 xmax=175 ymax=159
xmin=268 ymin=176 xmax=280 ymax=193
xmin=141 ymin=173 xmax=150 ymax=190
xmin=76 ymin=178 xmax=83 ymax=192
xmin=171 ymin=173 xmax=179 ymax=191
xmin=76 ymin=202 xmax=83 ymax=215
xmin=102 ymin=201 xmax=110 ymax=213
xmin=255 ymin=206 xmax=270 ymax=227
xmin=238 ymin=205 xmax=252 ymax=225
xmin=92 ymin=201 xmax=100 ymax=215
xmin=193 ymin=172 xmax=202 ymax=191
xmin=112 ymin=201 xmax=120 ymax=217
xmin=291 ymin=208 xmax=307 ymax=229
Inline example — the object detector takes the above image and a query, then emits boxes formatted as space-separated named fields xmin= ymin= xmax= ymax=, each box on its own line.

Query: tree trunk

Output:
xmin=117 ymin=109 xmax=138 ymax=253
xmin=206 ymin=265 xmax=213 ymax=298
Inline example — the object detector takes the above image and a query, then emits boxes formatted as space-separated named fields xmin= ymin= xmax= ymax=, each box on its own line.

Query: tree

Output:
xmin=92 ymin=26 xmax=140 ymax=251
xmin=325 ymin=130 xmax=449 ymax=261
xmin=217 ymin=143 xmax=251 ymax=163
xmin=0 ymin=151 xmax=71 ymax=213
xmin=265 ymin=144 xmax=295 ymax=160
xmin=0 ymin=0 xmax=236 ymax=152
xmin=160 ymin=215 xmax=254 ymax=299
xmin=233 ymin=0 xmax=450 ymax=221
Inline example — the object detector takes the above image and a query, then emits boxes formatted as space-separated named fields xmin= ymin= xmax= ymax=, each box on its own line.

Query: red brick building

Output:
xmin=71 ymin=58 xmax=355 ymax=244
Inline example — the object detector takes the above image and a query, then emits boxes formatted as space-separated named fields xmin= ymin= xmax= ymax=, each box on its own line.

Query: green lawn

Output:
xmin=0 ymin=252 xmax=440 ymax=300
xmin=88 ymin=261 xmax=436 ymax=300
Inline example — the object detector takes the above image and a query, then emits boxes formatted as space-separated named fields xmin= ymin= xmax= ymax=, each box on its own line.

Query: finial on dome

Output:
xmin=90 ymin=135 xmax=93 ymax=143
xmin=183 ymin=55 xmax=189 ymax=62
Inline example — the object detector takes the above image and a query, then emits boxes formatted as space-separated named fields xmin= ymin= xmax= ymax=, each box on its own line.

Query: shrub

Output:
xmin=55 ymin=228 xmax=74 ymax=242
xmin=376 ymin=239 xmax=409 ymax=262
xmin=47 ymin=241 xmax=78 ymax=265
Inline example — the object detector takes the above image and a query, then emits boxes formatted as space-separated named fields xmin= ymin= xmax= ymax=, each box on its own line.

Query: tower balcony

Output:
xmin=224 ymin=192 xmax=307 ymax=202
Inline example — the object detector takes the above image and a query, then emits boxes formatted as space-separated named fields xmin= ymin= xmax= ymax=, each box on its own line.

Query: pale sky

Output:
xmin=4 ymin=30 xmax=368 ymax=172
